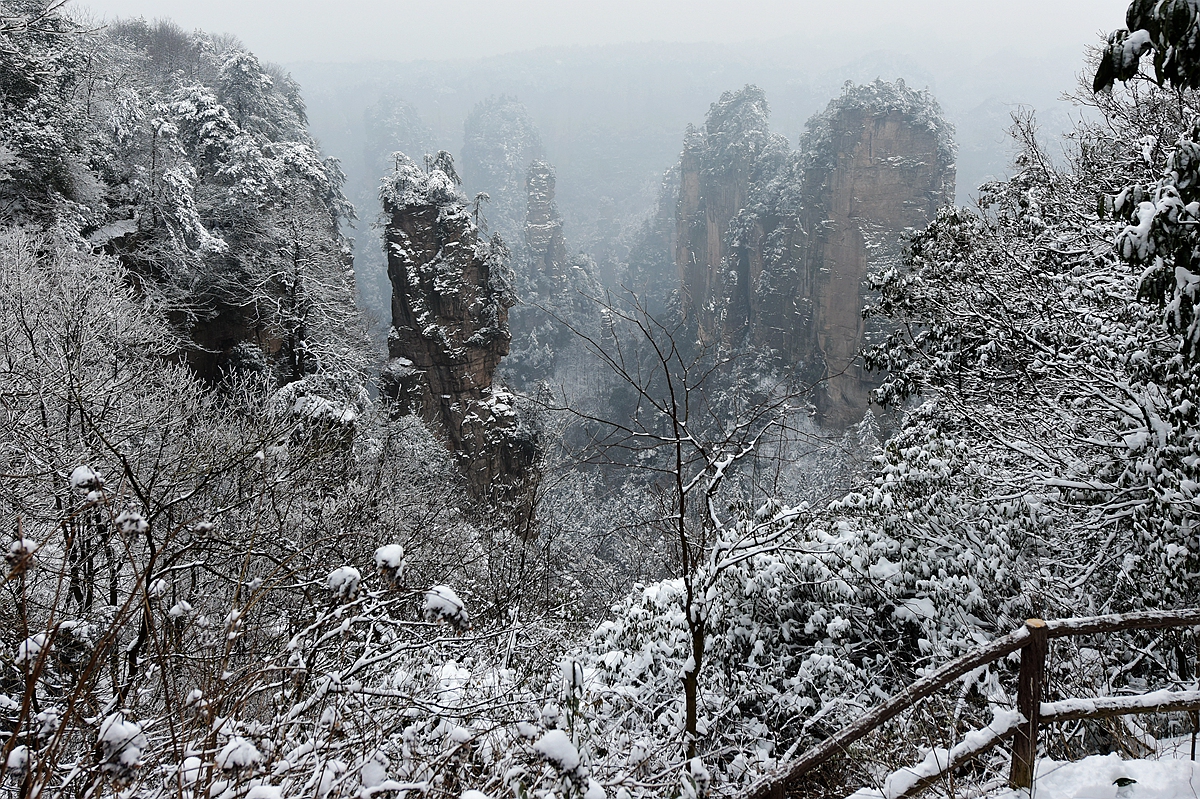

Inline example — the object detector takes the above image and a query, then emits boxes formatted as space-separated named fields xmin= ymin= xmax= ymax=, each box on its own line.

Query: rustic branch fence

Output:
xmin=739 ymin=608 xmax=1200 ymax=799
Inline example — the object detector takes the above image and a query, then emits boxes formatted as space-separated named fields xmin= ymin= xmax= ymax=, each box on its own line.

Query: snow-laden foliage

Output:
xmin=0 ymin=226 xmax=578 ymax=799
xmin=863 ymin=70 xmax=1200 ymax=696
xmin=1094 ymin=0 xmax=1200 ymax=92
xmin=0 ymin=9 xmax=367 ymax=383
xmin=696 ymin=85 xmax=786 ymax=182
xmin=381 ymin=153 xmax=464 ymax=210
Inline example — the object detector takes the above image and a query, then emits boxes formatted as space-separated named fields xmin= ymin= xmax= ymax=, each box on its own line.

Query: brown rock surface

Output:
xmin=675 ymin=81 xmax=956 ymax=427
xmin=380 ymin=153 xmax=538 ymax=526
xmin=808 ymin=105 xmax=955 ymax=425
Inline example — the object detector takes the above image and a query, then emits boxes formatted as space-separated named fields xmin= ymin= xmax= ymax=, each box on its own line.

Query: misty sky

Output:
xmin=75 ymin=0 xmax=1131 ymax=66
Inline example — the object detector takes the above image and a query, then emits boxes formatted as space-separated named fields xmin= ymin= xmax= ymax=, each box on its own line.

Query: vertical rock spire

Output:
xmin=673 ymin=80 xmax=956 ymax=427
xmin=380 ymin=152 xmax=538 ymax=529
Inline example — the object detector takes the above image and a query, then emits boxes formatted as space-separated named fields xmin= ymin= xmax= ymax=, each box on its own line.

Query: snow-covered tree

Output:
xmin=862 ymin=68 xmax=1200 ymax=684
xmin=2 ymin=10 xmax=367 ymax=386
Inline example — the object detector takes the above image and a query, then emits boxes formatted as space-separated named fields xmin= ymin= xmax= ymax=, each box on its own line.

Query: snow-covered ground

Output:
xmin=991 ymin=753 xmax=1200 ymax=799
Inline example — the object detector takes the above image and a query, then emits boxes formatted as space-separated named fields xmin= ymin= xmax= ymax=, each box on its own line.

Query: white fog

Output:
xmin=2 ymin=1 xmax=1199 ymax=798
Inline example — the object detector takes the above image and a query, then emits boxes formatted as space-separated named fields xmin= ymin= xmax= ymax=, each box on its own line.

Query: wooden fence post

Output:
xmin=1010 ymin=618 xmax=1048 ymax=790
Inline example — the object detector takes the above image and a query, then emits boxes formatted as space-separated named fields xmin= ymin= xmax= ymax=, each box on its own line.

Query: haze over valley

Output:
xmin=3 ymin=2 xmax=1199 ymax=798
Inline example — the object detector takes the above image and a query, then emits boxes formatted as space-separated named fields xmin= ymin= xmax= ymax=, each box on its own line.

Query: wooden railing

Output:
xmin=739 ymin=608 xmax=1200 ymax=799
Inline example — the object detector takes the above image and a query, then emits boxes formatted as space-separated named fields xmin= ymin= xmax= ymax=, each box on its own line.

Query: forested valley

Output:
xmin=2 ymin=1 xmax=1200 ymax=797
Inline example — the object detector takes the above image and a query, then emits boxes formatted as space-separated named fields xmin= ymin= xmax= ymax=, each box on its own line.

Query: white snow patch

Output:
xmin=317 ymin=758 xmax=347 ymax=798
xmin=868 ymin=557 xmax=901 ymax=581
xmin=423 ymin=584 xmax=469 ymax=631
xmin=15 ymin=634 xmax=47 ymax=667
xmin=374 ymin=544 xmax=405 ymax=584
xmin=374 ymin=544 xmax=405 ymax=570
xmin=436 ymin=660 xmax=471 ymax=700
xmin=87 ymin=218 xmax=139 ymax=245
xmin=326 ymin=566 xmax=362 ymax=601
xmin=115 ymin=510 xmax=148 ymax=535
xmin=360 ymin=750 xmax=390 ymax=789
xmin=991 ymin=753 xmax=1200 ymax=799
xmin=69 ymin=465 xmax=101 ymax=490
xmin=97 ymin=713 xmax=148 ymax=776
xmin=6 ymin=745 xmax=29 ymax=774
xmin=179 ymin=755 xmax=203 ymax=786
xmin=7 ymin=537 xmax=36 ymax=568
xmin=534 ymin=729 xmax=581 ymax=774
xmin=895 ymin=597 xmax=937 ymax=622
xmin=216 ymin=736 xmax=262 ymax=771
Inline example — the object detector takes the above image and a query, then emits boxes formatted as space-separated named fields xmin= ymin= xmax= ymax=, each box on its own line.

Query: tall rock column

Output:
xmin=502 ymin=159 xmax=603 ymax=388
xmin=675 ymin=86 xmax=780 ymax=346
xmin=460 ymin=95 xmax=544 ymax=252
xmin=671 ymin=80 xmax=955 ymax=428
xmin=525 ymin=160 xmax=569 ymax=282
xmin=809 ymin=98 xmax=956 ymax=426
xmin=380 ymin=152 xmax=538 ymax=528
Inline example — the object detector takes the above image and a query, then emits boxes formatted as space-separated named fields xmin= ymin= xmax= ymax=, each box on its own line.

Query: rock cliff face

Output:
xmin=502 ymin=160 xmax=602 ymax=388
xmin=380 ymin=152 xmax=538 ymax=526
xmin=525 ymin=160 xmax=570 ymax=282
xmin=676 ymin=81 xmax=956 ymax=427
xmin=676 ymin=87 xmax=784 ymax=349
xmin=806 ymin=97 xmax=955 ymax=424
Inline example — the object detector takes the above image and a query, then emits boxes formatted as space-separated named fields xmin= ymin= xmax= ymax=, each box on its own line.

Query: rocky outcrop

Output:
xmin=461 ymin=95 xmax=544 ymax=251
xmin=803 ymin=88 xmax=955 ymax=424
xmin=676 ymin=87 xmax=784 ymax=348
xmin=525 ymin=160 xmax=570 ymax=282
xmin=675 ymin=81 xmax=956 ymax=427
xmin=503 ymin=160 xmax=602 ymax=388
xmin=458 ymin=99 xmax=606 ymax=391
xmin=380 ymin=152 xmax=538 ymax=527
